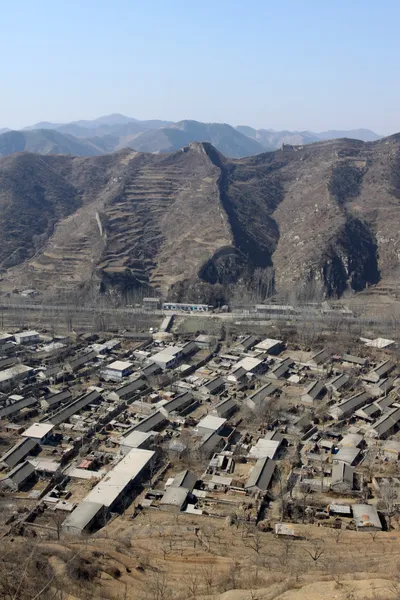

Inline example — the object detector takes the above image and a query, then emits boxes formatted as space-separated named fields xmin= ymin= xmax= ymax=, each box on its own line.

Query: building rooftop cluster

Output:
xmin=0 ymin=324 xmax=399 ymax=537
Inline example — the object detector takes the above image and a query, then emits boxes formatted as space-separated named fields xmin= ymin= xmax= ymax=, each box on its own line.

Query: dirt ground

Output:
xmin=9 ymin=508 xmax=400 ymax=600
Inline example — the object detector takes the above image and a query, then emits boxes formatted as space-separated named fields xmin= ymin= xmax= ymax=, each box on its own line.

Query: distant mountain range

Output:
xmin=0 ymin=114 xmax=382 ymax=159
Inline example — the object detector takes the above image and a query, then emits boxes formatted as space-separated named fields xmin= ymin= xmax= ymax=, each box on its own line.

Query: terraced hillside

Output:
xmin=98 ymin=145 xmax=231 ymax=293
xmin=1 ymin=135 xmax=400 ymax=301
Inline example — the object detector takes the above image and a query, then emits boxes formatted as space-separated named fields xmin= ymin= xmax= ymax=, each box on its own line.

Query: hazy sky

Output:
xmin=1 ymin=0 xmax=399 ymax=133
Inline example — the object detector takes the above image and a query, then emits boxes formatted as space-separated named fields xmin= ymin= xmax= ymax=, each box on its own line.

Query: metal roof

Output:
xmin=365 ymin=338 xmax=395 ymax=349
xmin=334 ymin=446 xmax=361 ymax=465
xmin=132 ymin=410 xmax=167 ymax=432
xmin=267 ymin=358 xmax=293 ymax=379
xmin=1 ymin=437 xmax=38 ymax=468
xmin=352 ymin=504 xmax=381 ymax=529
xmin=0 ymin=364 xmax=33 ymax=384
xmin=171 ymin=470 xmax=197 ymax=492
xmin=1 ymin=460 xmax=35 ymax=486
xmin=104 ymin=360 xmax=133 ymax=372
xmin=302 ymin=380 xmax=325 ymax=399
xmin=62 ymin=501 xmax=104 ymax=533
xmin=121 ymin=430 xmax=155 ymax=450
xmin=372 ymin=406 xmax=400 ymax=437
xmin=160 ymin=486 xmax=189 ymax=508
xmin=0 ymin=396 xmax=37 ymax=419
xmin=245 ymin=457 xmax=275 ymax=491
xmin=162 ymin=392 xmax=193 ymax=414
xmin=328 ymin=373 xmax=349 ymax=390
xmin=85 ymin=448 xmax=155 ymax=508
xmin=254 ymin=338 xmax=283 ymax=352
xmin=114 ymin=378 xmax=147 ymax=398
xmin=197 ymin=415 xmax=226 ymax=432
xmin=249 ymin=439 xmax=281 ymax=460
xmin=205 ymin=376 xmax=225 ymax=393
xmin=331 ymin=462 xmax=354 ymax=486
xmin=235 ymin=357 xmax=264 ymax=372
xmin=329 ymin=503 xmax=352 ymax=514
xmin=49 ymin=390 xmax=102 ymax=426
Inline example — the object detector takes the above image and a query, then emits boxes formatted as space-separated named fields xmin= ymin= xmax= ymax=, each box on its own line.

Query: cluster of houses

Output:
xmin=0 ymin=326 xmax=399 ymax=536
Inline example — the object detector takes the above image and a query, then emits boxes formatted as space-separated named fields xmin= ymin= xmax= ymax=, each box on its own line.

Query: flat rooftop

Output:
xmin=22 ymin=422 xmax=54 ymax=440
xmin=197 ymin=415 xmax=226 ymax=431
xmin=254 ymin=338 xmax=283 ymax=351
xmin=106 ymin=360 xmax=133 ymax=371
xmin=0 ymin=365 xmax=33 ymax=382
xmin=84 ymin=448 xmax=155 ymax=508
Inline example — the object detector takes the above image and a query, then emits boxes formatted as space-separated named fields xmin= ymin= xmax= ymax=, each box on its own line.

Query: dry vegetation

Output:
xmin=4 ymin=511 xmax=400 ymax=600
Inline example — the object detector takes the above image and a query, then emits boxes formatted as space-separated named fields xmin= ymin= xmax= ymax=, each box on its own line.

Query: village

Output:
xmin=1 ymin=301 xmax=400 ymax=544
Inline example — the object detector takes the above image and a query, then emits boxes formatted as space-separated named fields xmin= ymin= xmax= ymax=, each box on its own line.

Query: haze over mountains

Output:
xmin=1 ymin=133 xmax=399 ymax=304
xmin=0 ymin=114 xmax=381 ymax=159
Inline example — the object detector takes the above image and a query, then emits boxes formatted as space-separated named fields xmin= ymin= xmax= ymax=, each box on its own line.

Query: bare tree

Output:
xmin=328 ymin=525 xmax=343 ymax=544
xmin=49 ymin=510 xmax=64 ymax=541
xmin=243 ymin=527 xmax=264 ymax=555
xmin=377 ymin=483 xmax=398 ymax=529
xmin=304 ymin=538 xmax=325 ymax=566
xmin=141 ymin=571 xmax=172 ymax=600
xmin=200 ymin=563 xmax=215 ymax=595
xmin=185 ymin=570 xmax=200 ymax=598
xmin=298 ymin=482 xmax=312 ymax=524
xmin=275 ymin=536 xmax=294 ymax=568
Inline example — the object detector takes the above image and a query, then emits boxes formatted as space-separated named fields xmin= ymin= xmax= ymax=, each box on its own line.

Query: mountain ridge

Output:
xmin=0 ymin=134 xmax=399 ymax=304
xmin=0 ymin=129 xmax=104 ymax=158
xmin=0 ymin=114 xmax=382 ymax=159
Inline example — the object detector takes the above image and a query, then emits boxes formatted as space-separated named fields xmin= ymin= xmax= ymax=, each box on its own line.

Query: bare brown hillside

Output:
xmin=3 ymin=513 xmax=400 ymax=600
xmin=1 ymin=135 xmax=400 ymax=301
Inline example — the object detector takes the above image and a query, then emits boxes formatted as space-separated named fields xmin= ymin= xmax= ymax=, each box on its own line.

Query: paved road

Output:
xmin=0 ymin=301 xmax=390 ymax=327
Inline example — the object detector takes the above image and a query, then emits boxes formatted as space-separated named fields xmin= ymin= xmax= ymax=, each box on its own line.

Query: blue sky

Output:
xmin=1 ymin=0 xmax=399 ymax=133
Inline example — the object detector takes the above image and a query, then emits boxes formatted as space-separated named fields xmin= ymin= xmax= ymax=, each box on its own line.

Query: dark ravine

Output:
xmin=321 ymin=218 xmax=380 ymax=297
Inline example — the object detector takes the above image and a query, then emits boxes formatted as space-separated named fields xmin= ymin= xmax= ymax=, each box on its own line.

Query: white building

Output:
xmin=150 ymin=347 xmax=181 ymax=370
xmin=84 ymin=448 xmax=155 ymax=510
xmin=14 ymin=331 xmax=40 ymax=345
xmin=0 ymin=365 xmax=34 ymax=391
xmin=22 ymin=422 xmax=55 ymax=442
xmin=102 ymin=360 xmax=133 ymax=381
xmin=254 ymin=338 xmax=284 ymax=355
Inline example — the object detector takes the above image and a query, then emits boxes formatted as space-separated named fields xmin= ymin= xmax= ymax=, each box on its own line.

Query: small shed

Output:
xmin=159 ymin=486 xmax=189 ymax=512
xmin=352 ymin=504 xmax=382 ymax=531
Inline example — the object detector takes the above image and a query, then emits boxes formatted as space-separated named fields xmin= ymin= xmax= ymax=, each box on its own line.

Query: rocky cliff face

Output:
xmin=1 ymin=135 xmax=400 ymax=302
